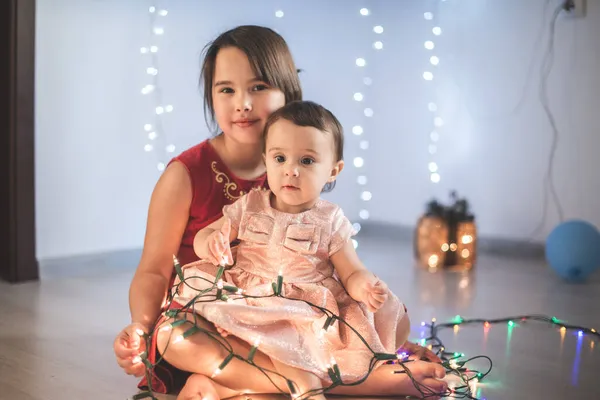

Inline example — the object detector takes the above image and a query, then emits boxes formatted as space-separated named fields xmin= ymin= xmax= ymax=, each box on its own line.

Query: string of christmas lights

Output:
xmin=422 ymin=3 xmax=444 ymax=184
xmin=350 ymin=5 xmax=383 ymax=249
xmin=130 ymin=255 xmax=599 ymax=400
xmin=140 ymin=3 xmax=175 ymax=172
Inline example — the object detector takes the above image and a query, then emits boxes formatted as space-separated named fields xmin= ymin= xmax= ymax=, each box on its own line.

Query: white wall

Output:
xmin=35 ymin=0 xmax=600 ymax=260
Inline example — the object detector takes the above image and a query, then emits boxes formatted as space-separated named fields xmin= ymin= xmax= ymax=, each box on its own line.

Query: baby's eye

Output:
xmin=275 ymin=155 xmax=285 ymax=163
xmin=301 ymin=158 xmax=315 ymax=165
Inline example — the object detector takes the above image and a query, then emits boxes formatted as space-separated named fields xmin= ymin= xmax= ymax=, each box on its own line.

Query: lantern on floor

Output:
xmin=414 ymin=191 xmax=477 ymax=271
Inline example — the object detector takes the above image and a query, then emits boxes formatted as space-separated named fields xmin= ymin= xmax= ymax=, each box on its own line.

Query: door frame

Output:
xmin=1 ymin=0 xmax=38 ymax=283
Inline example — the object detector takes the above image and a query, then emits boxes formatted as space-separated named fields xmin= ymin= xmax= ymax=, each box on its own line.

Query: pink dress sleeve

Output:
xmin=222 ymin=194 xmax=247 ymax=233
xmin=329 ymin=207 xmax=357 ymax=256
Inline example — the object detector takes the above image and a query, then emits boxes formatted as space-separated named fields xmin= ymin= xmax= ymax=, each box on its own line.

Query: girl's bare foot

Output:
xmin=177 ymin=374 xmax=240 ymax=400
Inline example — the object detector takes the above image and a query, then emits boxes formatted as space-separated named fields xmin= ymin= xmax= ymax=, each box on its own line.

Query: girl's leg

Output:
xmin=271 ymin=359 xmax=326 ymax=400
xmin=177 ymin=374 xmax=239 ymax=400
xmin=331 ymin=362 xmax=447 ymax=399
xmin=156 ymin=314 xmax=288 ymax=394
xmin=156 ymin=314 xmax=447 ymax=398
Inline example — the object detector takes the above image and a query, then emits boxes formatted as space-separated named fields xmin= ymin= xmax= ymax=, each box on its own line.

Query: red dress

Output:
xmin=138 ymin=139 xmax=268 ymax=394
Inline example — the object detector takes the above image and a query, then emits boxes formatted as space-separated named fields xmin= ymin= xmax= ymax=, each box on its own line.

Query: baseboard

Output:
xmin=358 ymin=221 xmax=545 ymax=259
xmin=39 ymin=248 xmax=142 ymax=280
xmin=37 ymin=222 xmax=544 ymax=280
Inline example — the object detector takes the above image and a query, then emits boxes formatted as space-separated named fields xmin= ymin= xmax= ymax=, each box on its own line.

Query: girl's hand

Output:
xmin=113 ymin=322 xmax=149 ymax=377
xmin=399 ymin=341 xmax=443 ymax=363
xmin=204 ymin=219 xmax=234 ymax=266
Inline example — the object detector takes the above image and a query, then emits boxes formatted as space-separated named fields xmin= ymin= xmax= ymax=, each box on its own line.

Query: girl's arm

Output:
xmin=129 ymin=161 xmax=192 ymax=330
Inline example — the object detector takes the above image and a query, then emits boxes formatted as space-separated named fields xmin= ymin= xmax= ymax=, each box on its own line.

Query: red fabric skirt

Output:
xmin=137 ymin=300 xmax=191 ymax=394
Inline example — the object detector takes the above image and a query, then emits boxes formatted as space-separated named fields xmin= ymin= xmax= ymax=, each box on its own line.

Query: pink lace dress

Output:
xmin=175 ymin=189 xmax=408 ymax=383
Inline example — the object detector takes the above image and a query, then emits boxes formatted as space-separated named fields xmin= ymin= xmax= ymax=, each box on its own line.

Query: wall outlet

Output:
xmin=562 ymin=0 xmax=586 ymax=18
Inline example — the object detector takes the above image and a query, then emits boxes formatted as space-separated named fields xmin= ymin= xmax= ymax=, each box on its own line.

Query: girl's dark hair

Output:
xmin=263 ymin=101 xmax=344 ymax=193
xmin=200 ymin=25 xmax=303 ymax=132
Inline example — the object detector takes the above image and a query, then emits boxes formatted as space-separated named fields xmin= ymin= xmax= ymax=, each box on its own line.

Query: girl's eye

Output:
xmin=253 ymin=84 xmax=269 ymax=91
xmin=219 ymin=87 xmax=234 ymax=94
xmin=275 ymin=155 xmax=285 ymax=163
xmin=301 ymin=158 xmax=315 ymax=165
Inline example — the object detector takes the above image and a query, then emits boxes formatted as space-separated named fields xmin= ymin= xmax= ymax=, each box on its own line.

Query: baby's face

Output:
xmin=264 ymin=119 xmax=341 ymax=213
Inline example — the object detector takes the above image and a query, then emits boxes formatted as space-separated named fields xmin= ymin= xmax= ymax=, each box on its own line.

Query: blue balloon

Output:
xmin=545 ymin=220 xmax=600 ymax=282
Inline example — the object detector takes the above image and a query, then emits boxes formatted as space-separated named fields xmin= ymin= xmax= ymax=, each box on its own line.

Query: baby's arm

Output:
xmin=330 ymin=241 xmax=388 ymax=313
xmin=193 ymin=216 xmax=239 ymax=265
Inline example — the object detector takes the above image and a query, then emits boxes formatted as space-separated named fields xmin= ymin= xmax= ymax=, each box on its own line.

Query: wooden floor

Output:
xmin=1 ymin=235 xmax=599 ymax=400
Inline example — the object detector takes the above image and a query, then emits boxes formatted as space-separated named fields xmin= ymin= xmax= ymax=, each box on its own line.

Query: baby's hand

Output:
xmin=351 ymin=272 xmax=388 ymax=313
xmin=364 ymin=276 xmax=389 ymax=312
xmin=205 ymin=219 xmax=234 ymax=266
xmin=215 ymin=325 xmax=230 ymax=337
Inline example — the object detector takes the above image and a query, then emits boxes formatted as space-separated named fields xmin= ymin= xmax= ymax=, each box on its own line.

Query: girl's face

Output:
xmin=212 ymin=47 xmax=285 ymax=145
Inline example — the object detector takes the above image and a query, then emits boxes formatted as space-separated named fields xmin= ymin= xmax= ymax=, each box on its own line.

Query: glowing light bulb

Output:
xmin=275 ymin=10 xmax=284 ymax=18
xmin=352 ymin=125 xmax=363 ymax=135
xmin=360 ymin=8 xmax=369 ymax=16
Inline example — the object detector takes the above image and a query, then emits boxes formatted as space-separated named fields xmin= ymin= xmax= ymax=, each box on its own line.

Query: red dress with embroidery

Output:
xmin=137 ymin=139 xmax=268 ymax=394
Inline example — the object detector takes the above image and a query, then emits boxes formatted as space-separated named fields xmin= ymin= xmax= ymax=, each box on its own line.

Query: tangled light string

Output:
xmin=132 ymin=257 xmax=599 ymax=400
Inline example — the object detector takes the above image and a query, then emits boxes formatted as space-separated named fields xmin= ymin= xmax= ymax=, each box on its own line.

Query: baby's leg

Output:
xmin=271 ymin=359 xmax=325 ymax=400
xmin=177 ymin=373 xmax=239 ymax=400
xmin=396 ymin=312 xmax=411 ymax=346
